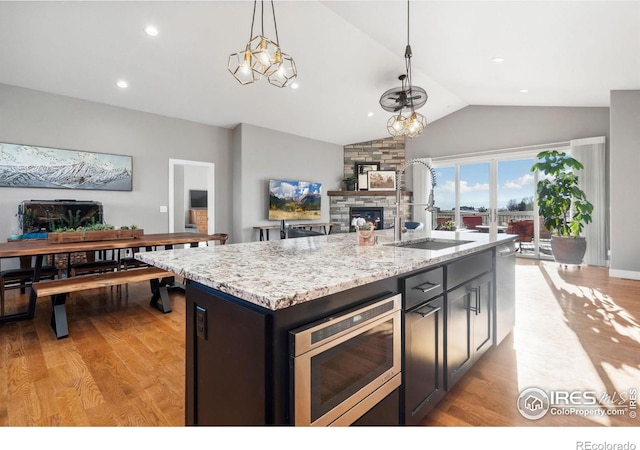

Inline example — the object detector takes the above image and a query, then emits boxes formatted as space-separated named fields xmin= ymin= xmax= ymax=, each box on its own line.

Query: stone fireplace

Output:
xmin=328 ymin=191 xmax=412 ymax=233
xmin=330 ymin=135 xmax=411 ymax=233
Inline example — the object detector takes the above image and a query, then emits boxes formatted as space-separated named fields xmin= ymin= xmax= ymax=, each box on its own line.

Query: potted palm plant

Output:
xmin=531 ymin=150 xmax=593 ymax=264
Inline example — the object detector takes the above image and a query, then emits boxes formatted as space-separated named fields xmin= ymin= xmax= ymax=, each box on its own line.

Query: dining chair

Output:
xmin=404 ymin=221 xmax=424 ymax=230
xmin=286 ymin=227 xmax=324 ymax=239
xmin=462 ymin=215 xmax=483 ymax=230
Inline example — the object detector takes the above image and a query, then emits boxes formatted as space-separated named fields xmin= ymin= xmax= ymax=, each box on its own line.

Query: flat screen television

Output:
xmin=190 ymin=190 xmax=208 ymax=208
xmin=268 ymin=179 xmax=322 ymax=221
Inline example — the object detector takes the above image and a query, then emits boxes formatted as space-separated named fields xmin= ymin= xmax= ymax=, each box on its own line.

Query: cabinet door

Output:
xmin=471 ymin=272 xmax=493 ymax=359
xmin=446 ymin=284 xmax=473 ymax=390
xmin=404 ymin=296 xmax=445 ymax=425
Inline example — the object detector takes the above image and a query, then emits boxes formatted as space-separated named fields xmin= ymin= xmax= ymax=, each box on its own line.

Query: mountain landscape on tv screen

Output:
xmin=268 ymin=180 xmax=322 ymax=221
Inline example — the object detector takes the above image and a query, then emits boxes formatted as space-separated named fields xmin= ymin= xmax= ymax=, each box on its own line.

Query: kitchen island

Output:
xmin=137 ymin=229 xmax=517 ymax=426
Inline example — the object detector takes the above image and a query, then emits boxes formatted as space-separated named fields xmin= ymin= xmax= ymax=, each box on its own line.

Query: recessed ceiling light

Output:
xmin=145 ymin=25 xmax=159 ymax=37
xmin=520 ymin=89 xmax=529 ymax=93
xmin=290 ymin=82 xmax=299 ymax=89
xmin=116 ymin=80 xmax=129 ymax=89
xmin=367 ymin=112 xmax=374 ymax=117
xmin=492 ymin=57 xmax=505 ymax=63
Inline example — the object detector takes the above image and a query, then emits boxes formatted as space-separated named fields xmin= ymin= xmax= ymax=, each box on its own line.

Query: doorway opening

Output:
xmin=168 ymin=159 xmax=215 ymax=236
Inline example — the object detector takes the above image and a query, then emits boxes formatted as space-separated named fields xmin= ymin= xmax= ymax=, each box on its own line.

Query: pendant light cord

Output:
xmin=407 ymin=0 xmax=410 ymax=49
xmin=249 ymin=0 xmax=257 ymax=41
xmin=271 ymin=0 xmax=280 ymax=46
xmin=406 ymin=0 xmax=415 ymax=112
xmin=261 ymin=0 xmax=265 ymax=36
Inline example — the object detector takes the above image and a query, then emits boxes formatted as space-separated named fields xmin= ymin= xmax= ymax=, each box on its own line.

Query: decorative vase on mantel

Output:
xmin=343 ymin=176 xmax=357 ymax=191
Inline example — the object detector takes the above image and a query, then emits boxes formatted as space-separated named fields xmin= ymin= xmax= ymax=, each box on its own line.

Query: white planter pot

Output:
xmin=551 ymin=235 xmax=586 ymax=265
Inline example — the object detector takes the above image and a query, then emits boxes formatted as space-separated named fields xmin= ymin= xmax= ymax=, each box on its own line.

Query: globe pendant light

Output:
xmin=227 ymin=1 xmax=297 ymax=88
xmin=380 ymin=0 xmax=427 ymax=138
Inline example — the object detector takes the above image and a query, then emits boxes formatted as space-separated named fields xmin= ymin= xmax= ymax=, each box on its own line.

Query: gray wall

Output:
xmin=0 ymin=83 xmax=233 ymax=241
xmin=609 ymin=90 xmax=640 ymax=278
xmin=234 ymin=123 xmax=343 ymax=243
xmin=406 ymin=105 xmax=610 ymax=158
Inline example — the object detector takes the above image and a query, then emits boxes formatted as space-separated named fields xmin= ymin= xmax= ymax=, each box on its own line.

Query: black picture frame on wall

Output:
xmin=354 ymin=161 xmax=380 ymax=190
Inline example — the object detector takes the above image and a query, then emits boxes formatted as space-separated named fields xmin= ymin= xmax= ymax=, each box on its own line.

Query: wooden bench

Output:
xmin=32 ymin=266 xmax=176 ymax=339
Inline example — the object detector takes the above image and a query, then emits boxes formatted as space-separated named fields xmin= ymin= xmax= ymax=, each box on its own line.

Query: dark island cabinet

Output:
xmin=403 ymin=294 xmax=445 ymax=425
xmin=185 ymin=277 xmax=399 ymax=426
xmin=400 ymin=266 xmax=445 ymax=425
xmin=445 ymin=251 xmax=494 ymax=390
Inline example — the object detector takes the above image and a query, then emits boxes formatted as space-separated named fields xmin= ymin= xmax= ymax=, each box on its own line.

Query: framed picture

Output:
xmin=354 ymin=161 xmax=380 ymax=190
xmin=0 ymin=142 xmax=133 ymax=191
xmin=367 ymin=170 xmax=396 ymax=191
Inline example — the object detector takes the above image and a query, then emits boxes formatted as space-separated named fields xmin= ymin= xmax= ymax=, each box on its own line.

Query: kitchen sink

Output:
xmin=389 ymin=238 xmax=473 ymax=251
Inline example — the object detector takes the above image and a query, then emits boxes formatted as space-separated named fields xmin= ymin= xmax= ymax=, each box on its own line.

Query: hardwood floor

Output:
xmin=0 ymin=282 xmax=186 ymax=426
xmin=423 ymin=259 xmax=640 ymax=427
xmin=1 ymin=260 xmax=638 ymax=427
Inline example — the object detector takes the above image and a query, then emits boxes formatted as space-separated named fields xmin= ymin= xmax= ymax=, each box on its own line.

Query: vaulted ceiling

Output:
xmin=0 ymin=1 xmax=638 ymax=146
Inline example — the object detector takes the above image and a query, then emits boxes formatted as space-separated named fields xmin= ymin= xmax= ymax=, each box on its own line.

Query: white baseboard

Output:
xmin=609 ymin=269 xmax=640 ymax=281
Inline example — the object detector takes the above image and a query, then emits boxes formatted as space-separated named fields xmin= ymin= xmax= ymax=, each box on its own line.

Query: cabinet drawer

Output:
xmin=190 ymin=210 xmax=208 ymax=223
xmin=401 ymin=267 xmax=444 ymax=310
xmin=447 ymin=251 xmax=493 ymax=290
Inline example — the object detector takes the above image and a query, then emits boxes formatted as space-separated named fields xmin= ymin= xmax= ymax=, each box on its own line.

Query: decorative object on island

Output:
xmin=268 ymin=179 xmax=322 ymax=220
xmin=355 ymin=161 xmax=380 ymax=190
xmin=531 ymin=150 xmax=593 ymax=265
xmin=0 ymin=142 xmax=132 ymax=191
xmin=379 ymin=0 xmax=428 ymax=138
xmin=367 ymin=170 xmax=397 ymax=191
xmin=354 ymin=218 xmax=376 ymax=246
xmin=227 ymin=0 xmax=297 ymax=88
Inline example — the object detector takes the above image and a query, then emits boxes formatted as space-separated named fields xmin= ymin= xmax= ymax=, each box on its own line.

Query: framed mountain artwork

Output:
xmin=0 ymin=142 xmax=133 ymax=191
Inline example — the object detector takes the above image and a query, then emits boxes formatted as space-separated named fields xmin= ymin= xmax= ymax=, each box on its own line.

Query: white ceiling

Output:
xmin=0 ymin=1 xmax=638 ymax=146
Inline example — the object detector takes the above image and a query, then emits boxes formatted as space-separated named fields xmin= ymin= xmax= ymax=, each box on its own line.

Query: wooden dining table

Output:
xmin=0 ymin=232 xmax=213 ymax=324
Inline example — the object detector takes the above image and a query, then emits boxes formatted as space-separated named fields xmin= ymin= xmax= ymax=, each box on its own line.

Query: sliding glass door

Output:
xmin=459 ymin=162 xmax=490 ymax=231
xmin=431 ymin=155 xmax=550 ymax=259
xmin=497 ymin=158 xmax=549 ymax=258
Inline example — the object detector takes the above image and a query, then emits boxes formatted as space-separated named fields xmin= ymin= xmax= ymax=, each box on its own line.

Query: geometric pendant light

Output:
xmin=228 ymin=0 xmax=297 ymax=88
xmin=380 ymin=0 xmax=427 ymax=137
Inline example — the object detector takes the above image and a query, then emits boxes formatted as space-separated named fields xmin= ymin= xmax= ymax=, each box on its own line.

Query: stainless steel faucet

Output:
xmin=394 ymin=158 xmax=437 ymax=241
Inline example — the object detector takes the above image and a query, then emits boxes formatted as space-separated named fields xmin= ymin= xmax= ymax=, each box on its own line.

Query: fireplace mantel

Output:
xmin=327 ymin=190 xmax=412 ymax=197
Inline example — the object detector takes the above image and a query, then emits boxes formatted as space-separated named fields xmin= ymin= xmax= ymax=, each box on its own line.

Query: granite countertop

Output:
xmin=136 ymin=229 xmax=516 ymax=311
